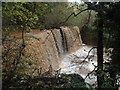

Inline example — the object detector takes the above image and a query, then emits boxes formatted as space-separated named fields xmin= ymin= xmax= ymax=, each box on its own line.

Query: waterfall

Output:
xmin=51 ymin=30 xmax=60 ymax=56
xmin=24 ymin=26 xmax=83 ymax=74
xmin=59 ymin=28 xmax=68 ymax=53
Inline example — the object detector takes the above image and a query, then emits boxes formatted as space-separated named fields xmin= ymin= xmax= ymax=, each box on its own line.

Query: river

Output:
xmin=59 ymin=45 xmax=99 ymax=86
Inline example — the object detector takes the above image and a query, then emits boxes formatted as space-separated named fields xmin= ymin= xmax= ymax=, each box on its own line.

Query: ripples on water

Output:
xmin=59 ymin=45 xmax=108 ymax=86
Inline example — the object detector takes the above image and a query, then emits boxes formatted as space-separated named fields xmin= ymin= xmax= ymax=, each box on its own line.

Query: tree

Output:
xmin=103 ymin=2 xmax=120 ymax=88
xmin=59 ymin=2 xmax=120 ymax=88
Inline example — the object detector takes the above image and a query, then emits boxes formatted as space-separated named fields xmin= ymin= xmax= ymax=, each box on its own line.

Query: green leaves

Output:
xmin=2 ymin=2 xmax=47 ymax=30
xmin=28 ymin=35 xmax=40 ymax=41
xmin=24 ymin=43 xmax=29 ymax=46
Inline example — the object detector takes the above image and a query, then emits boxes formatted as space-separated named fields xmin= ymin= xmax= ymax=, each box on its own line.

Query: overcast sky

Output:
xmin=68 ymin=0 xmax=83 ymax=3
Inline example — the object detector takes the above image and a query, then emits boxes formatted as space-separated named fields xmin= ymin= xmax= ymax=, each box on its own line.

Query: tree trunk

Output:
xmin=97 ymin=11 xmax=104 ymax=88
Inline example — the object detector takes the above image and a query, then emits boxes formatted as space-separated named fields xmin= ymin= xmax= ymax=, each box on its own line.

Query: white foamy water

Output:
xmin=59 ymin=45 xmax=97 ymax=85
xmin=59 ymin=45 xmax=116 ymax=87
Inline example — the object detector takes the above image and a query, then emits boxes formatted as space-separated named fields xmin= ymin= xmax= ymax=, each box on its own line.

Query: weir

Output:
xmin=24 ymin=26 xmax=83 ymax=75
xmin=24 ymin=27 xmax=110 ymax=85
xmin=3 ymin=26 xmax=99 ymax=85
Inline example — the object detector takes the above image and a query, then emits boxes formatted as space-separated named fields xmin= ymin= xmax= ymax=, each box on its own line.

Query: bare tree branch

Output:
xmin=57 ymin=8 xmax=90 ymax=27
xmin=69 ymin=10 xmax=92 ymax=48
xmin=84 ymin=65 xmax=97 ymax=80
xmin=42 ymin=5 xmax=93 ymax=43
xmin=83 ymin=46 xmax=97 ymax=61
xmin=42 ymin=30 xmax=53 ymax=44
xmin=78 ymin=47 xmax=97 ymax=70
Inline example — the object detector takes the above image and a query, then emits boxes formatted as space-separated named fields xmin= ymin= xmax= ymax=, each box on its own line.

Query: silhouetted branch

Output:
xmin=12 ymin=28 xmax=26 ymax=72
xmin=42 ymin=6 xmax=92 ymax=43
xmin=79 ymin=47 xmax=97 ymax=70
xmin=84 ymin=65 xmax=97 ymax=80
xmin=42 ymin=30 xmax=53 ymax=44
xmin=55 ymin=8 xmax=90 ymax=28
xmin=84 ymin=47 xmax=97 ymax=61
xmin=69 ymin=11 xmax=92 ymax=48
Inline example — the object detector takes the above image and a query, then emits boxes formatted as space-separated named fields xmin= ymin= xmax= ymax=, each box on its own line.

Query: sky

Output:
xmin=68 ymin=0 xmax=83 ymax=4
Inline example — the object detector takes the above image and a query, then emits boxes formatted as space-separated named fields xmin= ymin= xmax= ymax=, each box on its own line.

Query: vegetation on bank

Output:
xmin=3 ymin=73 xmax=89 ymax=89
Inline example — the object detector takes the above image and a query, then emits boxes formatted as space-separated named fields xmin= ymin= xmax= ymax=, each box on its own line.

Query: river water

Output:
xmin=59 ymin=45 xmax=98 ymax=86
xmin=59 ymin=45 xmax=111 ymax=85
xmin=59 ymin=45 xmax=120 ymax=89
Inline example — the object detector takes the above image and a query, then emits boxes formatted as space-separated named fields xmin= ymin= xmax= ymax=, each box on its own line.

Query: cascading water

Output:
xmin=59 ymin=28 xmax=68 ymax=53
xmin=24 ymin=26 xmax=97 ymax=85
xmin=59 ymin=45 xmax=97 ymax=86
xmin=51 ymin=30 xmax=60 ymax=56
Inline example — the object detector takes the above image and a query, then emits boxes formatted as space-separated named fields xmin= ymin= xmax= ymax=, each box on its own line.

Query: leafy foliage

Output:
xmin=3 ymin=73 xmax=88 ymax=89
xmin=2 ymin=2 xmax=48 ymax=31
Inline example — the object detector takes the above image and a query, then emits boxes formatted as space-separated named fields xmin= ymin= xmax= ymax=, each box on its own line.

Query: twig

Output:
xmin=84 ymin=66 xmax=97 ymax=80
xmin=78 ymin=47 xmax=97 ymax=70
xmin=50 ymin=8 xmax=91 ymax=29
xmin=80 ymin=47 xmax=97 ymax=64
xmin=42 ymin=8 xmax=91 ymax=44
xmin=12 ymin=28 xmax=26 ymax=72
xmin=69 ymin=10 xmax=92 ymax=48
xmin=56 ymin=8 xmax=90 ymax=27
xmin=42 ymin=30 xmax=53 ymax=44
